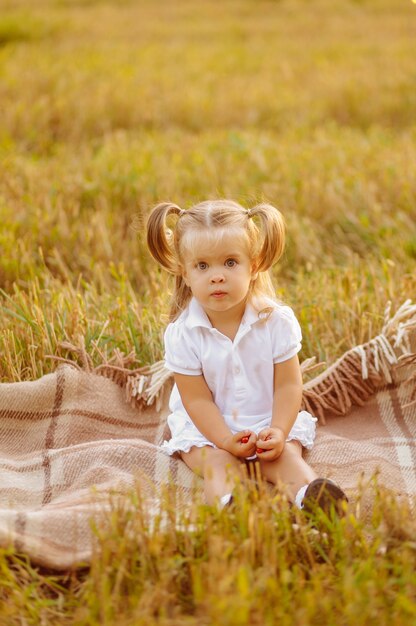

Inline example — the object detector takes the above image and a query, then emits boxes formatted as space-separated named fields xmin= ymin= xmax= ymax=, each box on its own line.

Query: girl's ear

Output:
xmin=180 ymin=264 xmax=190 ymax=286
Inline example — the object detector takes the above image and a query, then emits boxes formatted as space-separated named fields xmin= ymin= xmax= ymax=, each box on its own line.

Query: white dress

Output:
xmin=162 ymin=297 xmax=317 ymax=455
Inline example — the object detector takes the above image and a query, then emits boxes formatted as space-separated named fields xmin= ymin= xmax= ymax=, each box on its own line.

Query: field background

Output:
xmin=0 ymin=0 xmax=415 ymax=623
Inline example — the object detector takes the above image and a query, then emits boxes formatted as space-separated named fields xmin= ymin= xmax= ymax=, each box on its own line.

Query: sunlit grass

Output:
xmin=0 ymin=0 xmax=415 ymax=621
xmin=0 ymin=479 xmax=415 ymax=625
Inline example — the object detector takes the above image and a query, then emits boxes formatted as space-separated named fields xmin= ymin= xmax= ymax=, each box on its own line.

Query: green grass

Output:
xmin=0 ymin=480 xmax=415 ymax=625
xmin=0 ymin=0 xmax=415 ymax=622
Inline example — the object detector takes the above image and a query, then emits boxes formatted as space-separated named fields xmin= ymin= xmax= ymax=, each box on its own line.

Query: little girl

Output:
xmin=146 ymin=200 xmax=347 ymax=513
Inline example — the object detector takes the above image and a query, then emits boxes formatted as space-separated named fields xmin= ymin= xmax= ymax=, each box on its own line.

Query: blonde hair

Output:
xmin=146 ymin=199 xmax=285 ymax=321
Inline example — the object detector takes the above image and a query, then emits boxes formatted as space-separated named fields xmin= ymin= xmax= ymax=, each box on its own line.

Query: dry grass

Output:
xmin=0 ymin=480 xmax=415 ymax=625
xmin=0 ymin=0 xmax=415 ymax=622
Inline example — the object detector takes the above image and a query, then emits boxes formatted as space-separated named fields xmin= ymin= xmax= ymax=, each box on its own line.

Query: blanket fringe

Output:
xmin=47 ymin=340 xmax=172 ymax=412
xmin=302 ymin=300 xmax=416 ymax=422
xmin=47 ymin=300 xmax=416 ymax=420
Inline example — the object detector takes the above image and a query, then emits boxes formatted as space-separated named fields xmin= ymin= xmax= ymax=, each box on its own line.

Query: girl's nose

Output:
xmin=210 ymin=272 xmax=225 ymax=283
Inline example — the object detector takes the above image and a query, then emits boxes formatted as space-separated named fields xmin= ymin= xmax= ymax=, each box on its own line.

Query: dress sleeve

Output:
xmin=270 ymin=306 xmax=302 ymax=364
xmin=164 ymin=321 xmax=202 ymax=376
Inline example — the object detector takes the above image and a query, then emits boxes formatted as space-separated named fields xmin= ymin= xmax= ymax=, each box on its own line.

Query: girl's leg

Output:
xmin=259 ymin=440 xmax=318 ymax=501
xmin=181 ymin=446 xmax=241 ymax=505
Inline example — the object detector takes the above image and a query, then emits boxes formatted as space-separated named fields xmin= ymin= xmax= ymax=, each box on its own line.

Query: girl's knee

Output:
xmin=203 ymin=448 xmax=239 ymax=478
xmin=207 ymin=448 xmax=235 ymax=463
xmin=181 ymin=446 xmax=237 ymax=476
xmin=283 ymin=440 xmax=303 ymax=457
xmin=180 ymin=445 xmax=215 ymax=475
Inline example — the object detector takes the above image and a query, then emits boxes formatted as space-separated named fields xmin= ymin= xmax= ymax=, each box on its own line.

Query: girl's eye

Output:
xmin=197 ymin=262 xmax=208 ymax=270
xmin=225 ymin=258 xmax=237 ymax=268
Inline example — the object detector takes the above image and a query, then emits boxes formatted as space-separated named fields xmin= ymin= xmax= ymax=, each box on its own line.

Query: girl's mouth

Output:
xmin=211 ymin=291 xmax=227 ymax=298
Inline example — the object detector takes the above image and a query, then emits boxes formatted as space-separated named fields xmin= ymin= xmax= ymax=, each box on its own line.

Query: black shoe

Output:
xmin=302 ymin=478 xmax=348 ymax=516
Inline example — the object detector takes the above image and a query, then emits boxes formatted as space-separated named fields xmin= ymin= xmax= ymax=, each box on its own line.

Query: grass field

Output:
xmin=0 ymin=0 xmax=415 ymax=623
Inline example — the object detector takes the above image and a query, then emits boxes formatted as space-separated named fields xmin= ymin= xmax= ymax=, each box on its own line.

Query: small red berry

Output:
xmin=241 ymin=436 xmax=249 ymax=444
xmin=256 ymin=448 xmax=264 ymax=454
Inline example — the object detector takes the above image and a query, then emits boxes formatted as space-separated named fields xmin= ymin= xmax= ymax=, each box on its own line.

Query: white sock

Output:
xmin=294 ymin=484 xmax=309 ymax=509
xmin=219 ymin=493 xmax=233 ymax=509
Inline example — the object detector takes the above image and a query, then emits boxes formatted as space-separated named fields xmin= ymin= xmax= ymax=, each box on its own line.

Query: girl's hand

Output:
xmin=222 ymin=430 xmax=257 ymax=458
xmin=255 ymin=427 xmax=285 ymax=461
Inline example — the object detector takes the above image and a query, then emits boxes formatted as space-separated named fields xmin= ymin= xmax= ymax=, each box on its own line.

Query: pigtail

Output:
xmin=249 ymin=203 xmax=285 ymax=272
xmin=146 ymin=202 xmax=183 ymax=273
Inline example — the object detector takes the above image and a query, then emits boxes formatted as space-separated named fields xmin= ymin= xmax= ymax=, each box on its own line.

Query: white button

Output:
xmin=235 ymin=366 xmax=240 ymax=374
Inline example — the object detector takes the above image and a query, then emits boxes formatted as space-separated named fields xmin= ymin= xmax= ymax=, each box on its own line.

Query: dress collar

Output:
xmin=185 ymin=298 xmax=212 ymax=329
xmin=185 ymin=297 xmax=263 ymax=331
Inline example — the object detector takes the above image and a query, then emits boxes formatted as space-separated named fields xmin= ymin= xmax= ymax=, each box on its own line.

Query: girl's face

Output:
xmin=182 ymin=230 xmax=256 ymax=323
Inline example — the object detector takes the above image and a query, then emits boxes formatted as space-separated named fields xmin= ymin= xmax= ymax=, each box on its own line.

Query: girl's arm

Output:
xmin=271 ymin=354 xmax=303 ymax=435
xmin=174 ymin=373 xmax=256 ymax=457
xmin=256 ymin=355 xmax=303 ymax=460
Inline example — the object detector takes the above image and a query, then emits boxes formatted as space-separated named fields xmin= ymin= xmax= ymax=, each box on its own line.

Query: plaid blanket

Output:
xmin=0 ymin=300 xmax=416 ymax=569
xmin=0 ymin=324 xmax=415 ymax=569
